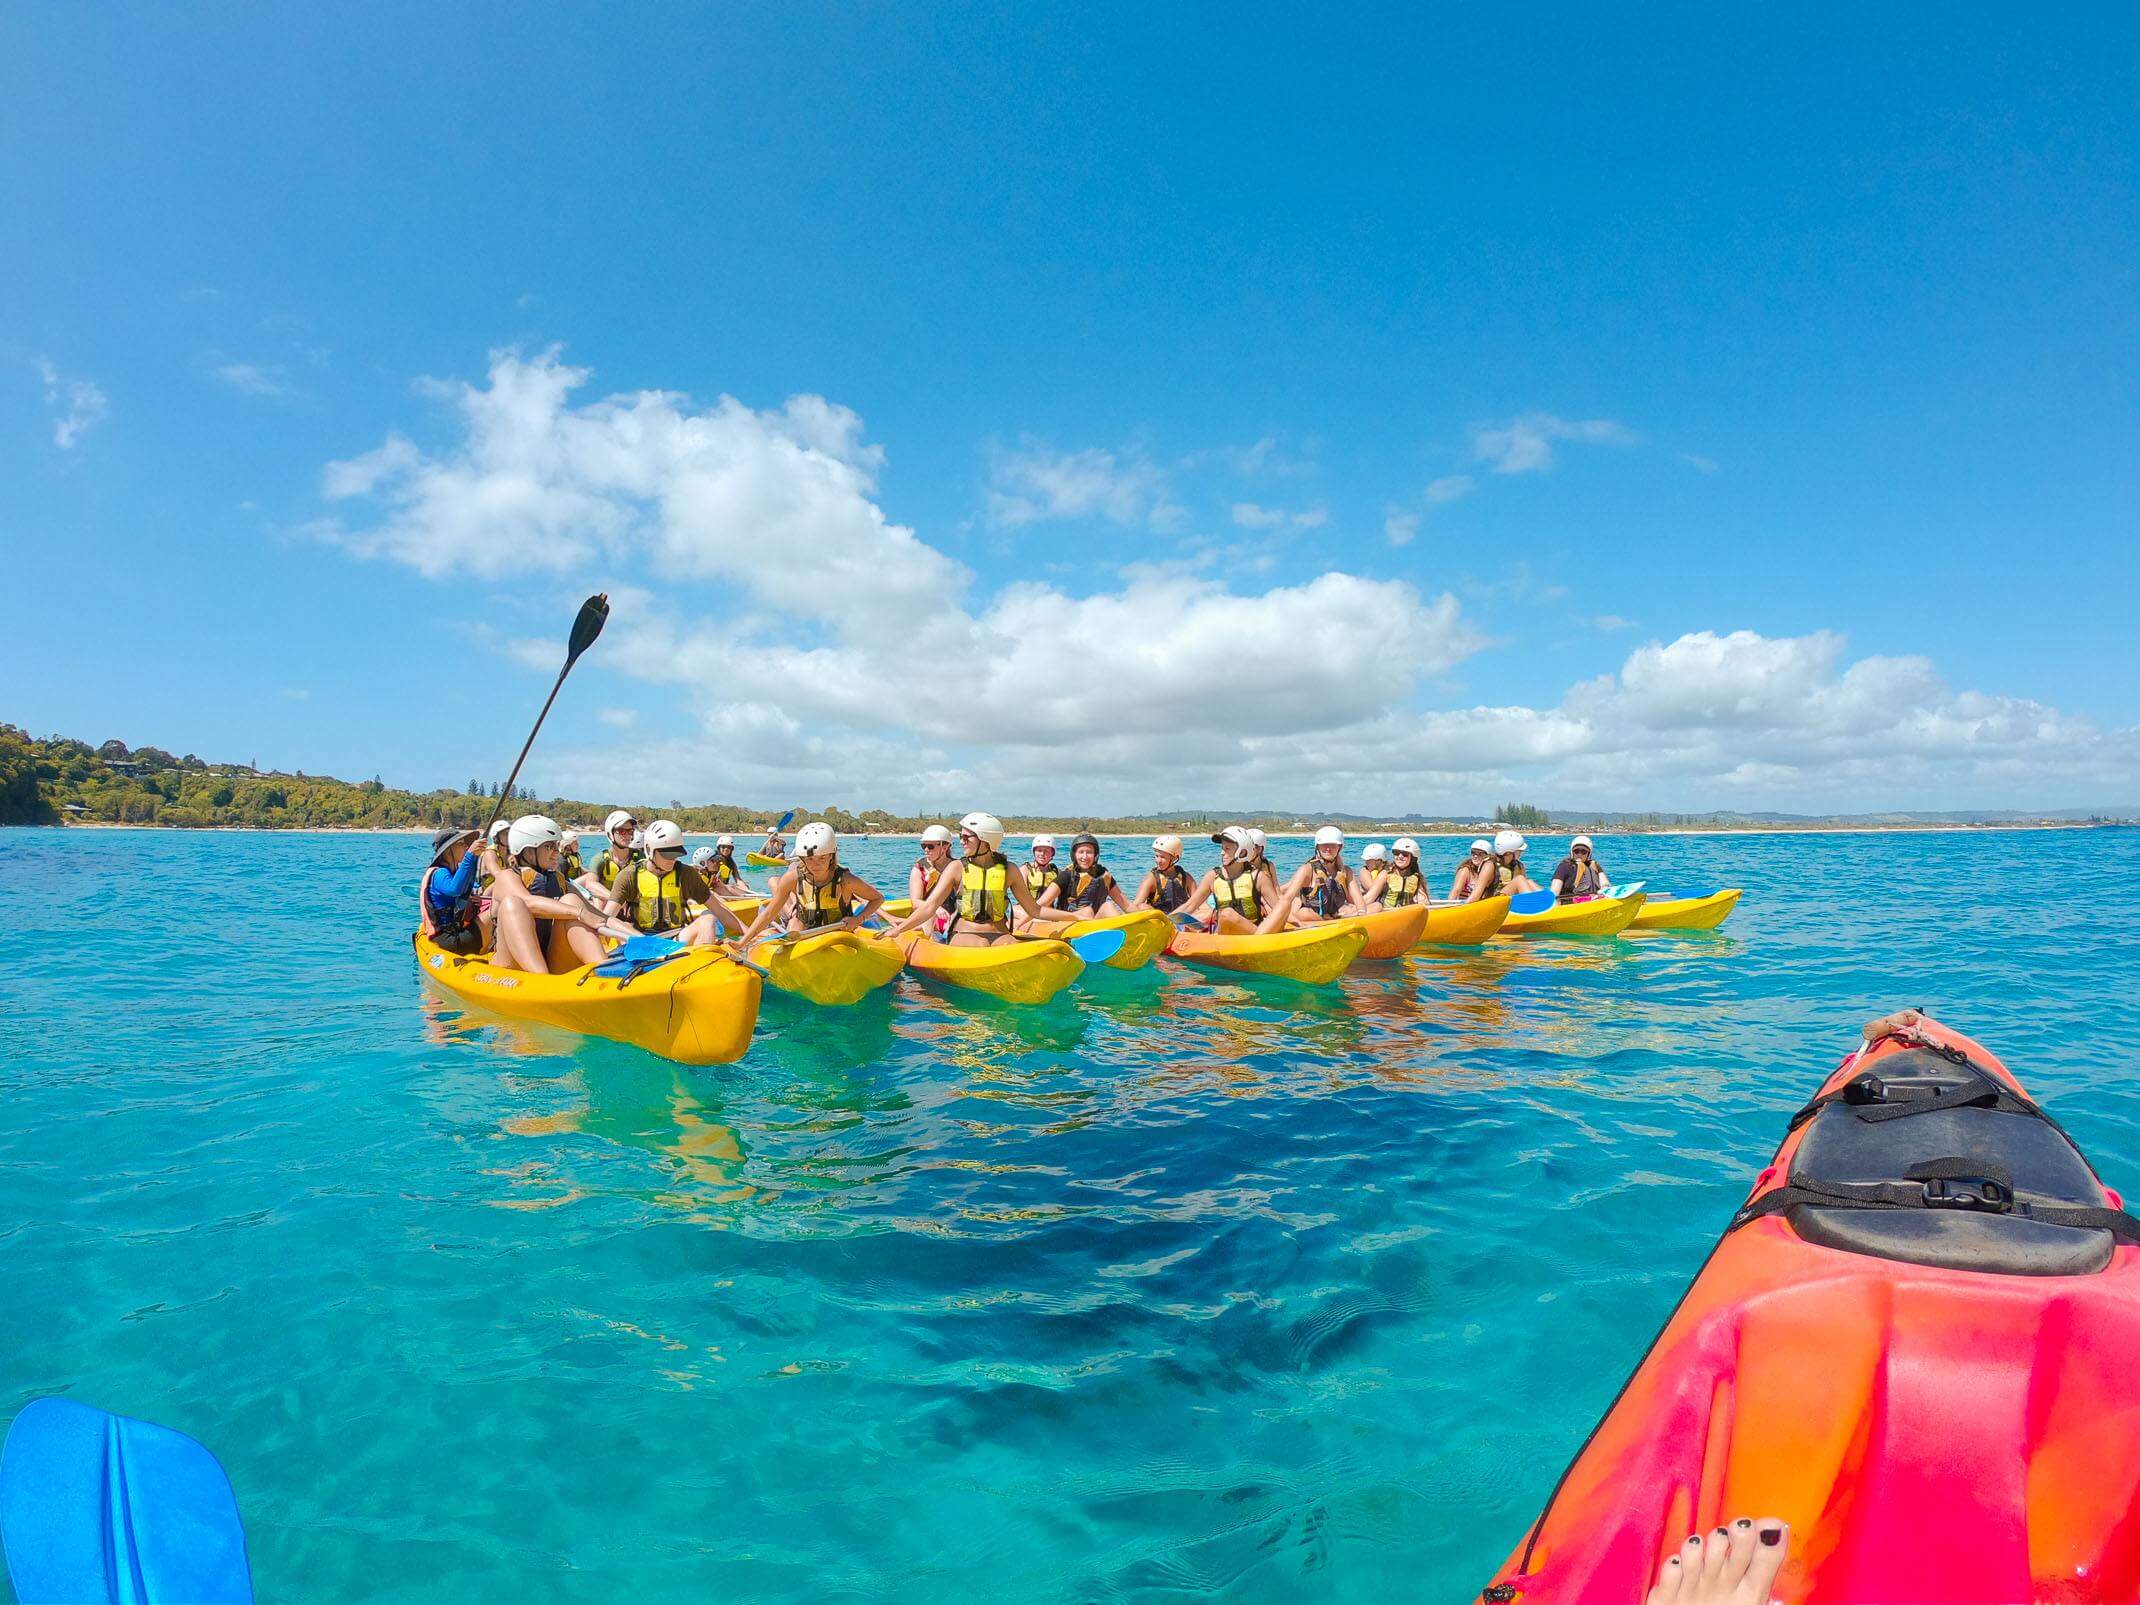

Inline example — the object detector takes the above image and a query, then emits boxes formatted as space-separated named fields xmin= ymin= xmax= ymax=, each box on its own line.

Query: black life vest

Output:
xmin=1152 ymin=864 xmax=1193 ymax=914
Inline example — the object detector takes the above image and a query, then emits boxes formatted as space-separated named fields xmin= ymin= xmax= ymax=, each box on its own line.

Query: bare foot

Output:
xmin=1645 ymin=1518 xmax=1788 ymax=1604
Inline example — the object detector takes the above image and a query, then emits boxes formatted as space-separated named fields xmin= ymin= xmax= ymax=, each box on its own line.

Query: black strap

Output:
xmin=1733 ymin=1164 xmax=2140 ymax=1243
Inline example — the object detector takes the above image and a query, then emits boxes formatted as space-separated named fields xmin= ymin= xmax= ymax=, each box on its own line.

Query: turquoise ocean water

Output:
xmin=4 ymin=825 xmax=2138 ymax=1601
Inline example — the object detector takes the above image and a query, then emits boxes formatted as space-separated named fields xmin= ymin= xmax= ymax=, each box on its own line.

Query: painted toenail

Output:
xmin=1759 ymin=1527 xmax=1782 ymax=1546
xmin=1685 ymin=1535 xmax=1701 ymax=1547
xmin=1714 ymin=1527 xmax=1729 ymax=1538
xmin=1735 ymin=1518 xmax=1752 ymax=1529
xmin=1667 ymin=1557 xmax=1680 ymax=1568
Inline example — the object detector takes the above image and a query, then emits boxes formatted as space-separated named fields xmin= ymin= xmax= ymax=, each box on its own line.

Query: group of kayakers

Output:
xmin=418 ymin=809 xmax=1614 ymax=976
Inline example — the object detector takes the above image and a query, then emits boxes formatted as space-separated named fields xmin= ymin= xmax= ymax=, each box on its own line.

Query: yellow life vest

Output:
xmin=795 ymin=861 xmax=846 ymax=929
xmin=713 ymin=856 xmax=740 ymax=885
xmin=630 ymin=863 xmax=688 ymax=933
xmin=958 ymin=857 xmax=1010 ymax=926
xmin=1025 ymin=861 xmax=1060 ymax=898
xmin=1211 ymin=864 xmax=1262 ymax=921
xmin=596 ymin=851 xmax=634 ymax=891
xmin=1380 ymin=868 xmax=1423 ymax=908
xmin=559 ymin=845 xmax=583 ymax=880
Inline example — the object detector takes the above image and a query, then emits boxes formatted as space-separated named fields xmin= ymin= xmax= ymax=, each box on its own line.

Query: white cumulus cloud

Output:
xmin=312 ymin=349 xmax=2137 ymax=813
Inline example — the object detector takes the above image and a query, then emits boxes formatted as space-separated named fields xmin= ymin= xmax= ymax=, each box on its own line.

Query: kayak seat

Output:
xmin=1788 ymin=1049 xmax=2115 ymax=1277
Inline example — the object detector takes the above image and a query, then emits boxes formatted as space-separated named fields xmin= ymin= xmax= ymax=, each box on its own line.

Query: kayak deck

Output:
xmin=413 ymin=932 xmax=761 ymax=1064
xmin=749 ymin=928 xmax=904 ymax=1005
xmin=1629 ymin=888 xmax=1742 ymax=930
xmin=1501 ymin=891 xmax=1646 ymax=937
xmin=1061 ymin=908 xmax=1176 ymax=970
xmin=1167 ymin=921 xmax=1368 ymax=984
xmin=1329 ymin=902 xmax=1431 ymax=959
xmin=858 ymin=931 xmax=1083 ymax=1004
xmin=1414 ymin=894 xmax=1512 ymax=946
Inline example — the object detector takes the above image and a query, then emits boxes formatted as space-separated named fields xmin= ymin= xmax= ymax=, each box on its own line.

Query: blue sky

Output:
xmin=6 ymin=5 xmax=2136 ymax=812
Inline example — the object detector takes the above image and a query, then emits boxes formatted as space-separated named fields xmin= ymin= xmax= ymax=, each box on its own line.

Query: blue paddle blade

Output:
xmin=1 ymin=1398 xmax=252 ymax=1605
xmin=774 ymin=809 xmax=796 ymax=831
xmin=1064 ymin=928 xmax=1127 ymax=963
xmin=1509 ymin=891 xmax=1558 ymax=915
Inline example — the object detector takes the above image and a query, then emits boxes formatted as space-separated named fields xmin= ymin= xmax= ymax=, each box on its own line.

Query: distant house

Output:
xmin=62 ymin=803 xmax=87 ymax=816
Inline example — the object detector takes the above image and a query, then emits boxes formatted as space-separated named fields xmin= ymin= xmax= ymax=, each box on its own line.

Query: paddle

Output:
xmin=480 ymin=593 xmax=609 ymax=840
xmin=1509 ymin=890 xmax=1558 ymax=914
xmin=1054 ymin=928 xmax=1127 ymax=964
xmin=1 ymin=1398 xmax=252 ymax=1605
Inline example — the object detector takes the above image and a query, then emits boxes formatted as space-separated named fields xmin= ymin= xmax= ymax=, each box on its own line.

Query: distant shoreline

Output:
xmin=32 ymin=819 xmax=2103 ymax=839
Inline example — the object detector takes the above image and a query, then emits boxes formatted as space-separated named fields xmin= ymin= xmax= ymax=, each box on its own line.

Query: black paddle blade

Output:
xmin=565 ymin=593 xmax=610 ymax=664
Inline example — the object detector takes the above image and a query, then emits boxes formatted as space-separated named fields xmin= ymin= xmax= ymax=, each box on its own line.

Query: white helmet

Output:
xmin=716 ymin=834 xmax=734 ymax=848
xmin=690 ymin=846 xmax=715 ymax=867
xmin=603 ymin=809 xmax=636 ymax=835
xmin=1393 ymin=837 xmax=1420 ymax=857
xmin=1152 ymin=834 xmax=1183 ymax=857
xmin=507 ymin=814 xmax=563 ymax=858
xmin=920 ymin=824 xmax=954 ymax=846
xmin=1571 ymin=834 xmax=1594 ymax=850
xmin=796 ymin=821 xmax=837 ymax=858
xmin=486 ymin=818 xmax=512 ymax=844
xmin=1246 ymin=827 xmax=1267 ymax=852
xmin=1212 ymin=825 xmax=1252 ymax=853
xmin=1494 ymin=829 xmax=1526 ymax=856
xmin=641 ymin=820 xmax=686 ymax=854
xmin=1030 ymin=833 xmax=1057 ymax=851
xmin=1314 ymin=825 xmax=1344 ymax=848
xmin=958 ymin=811 xmax=1005 ymax=850
xmin=1362 ymin=842 xmax=1387 ymax=862
xmin=1470 ymin=838 xmax=1493 ymax=856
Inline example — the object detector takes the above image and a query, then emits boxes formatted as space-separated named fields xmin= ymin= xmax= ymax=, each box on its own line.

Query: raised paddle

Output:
xmin=1 ymin=1398 xmax=252 ymax=1604
xmin=480 ymin=592 xmax=610 ymax=839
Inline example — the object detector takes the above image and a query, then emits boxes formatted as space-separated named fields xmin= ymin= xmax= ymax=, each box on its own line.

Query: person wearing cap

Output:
xmin=1551 ymin=835 xmax=1611 ymax=900
xmin=1044 ymin=833 xmax=1127 ymax=921
xmin=734 ymin=822 xmax=886 ymax=946
xmin=609 ymin=820 xmax=743 ymax=944
xmin=1362 ymin=838 xmax=1428 ymax=909
xmin=489 ymin=815 xmax=636 ymax=974
xmin=417 ymin=827 xmax=490 ymax=955
xmin=580 ymin=809 xmax=641 ymax=909
xmin=1170 ymin=826 xmax=1291 ymax=934
xmin=1022 ymin=834 xmax=1063 ymax=906
xmin=909 ymin=824 xmax=957 ymax=907
xmin=885 ymin=812 xmax=1081 ymax=946
xmin=1280 ymin=825 xmax=1367 ymax=924
xmin=1133 ymin=835 xmax=1196 ymax=915
xmin=1449 ymin=839 xmax=1497 ymax=903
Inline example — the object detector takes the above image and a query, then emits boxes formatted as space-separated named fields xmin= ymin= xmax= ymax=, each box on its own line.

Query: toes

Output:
xmin=1645 ymin=1543 xmax=1686 ymax=1604
xmin=1719 ymin=1517 xmax=1758 ymax=1588
xmin=1698 ymin=1526 xmax=1734 ymax=1586
xmin=1739 ymin=1520 xmax=1789 ymax=1602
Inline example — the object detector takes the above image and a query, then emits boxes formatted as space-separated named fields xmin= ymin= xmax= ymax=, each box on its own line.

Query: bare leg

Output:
xmin=558 ymin=922 xmax=606 ymax=969
xmin=490 ymin=898 xmax=550 ymax=974
xmin=1646 ymin=1520 xmax=1788 ymax=1605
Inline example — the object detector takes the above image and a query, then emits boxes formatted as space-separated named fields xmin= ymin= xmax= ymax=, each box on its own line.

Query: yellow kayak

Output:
xmin=1501 ymin=891 xmax=1647 ymax=937
xmin=413 ymin=932 xmax=760 ymax=1065
xmin=1168 ymin=921 xmax=1368 ymax=984
xmin=1061 ymin=909 xmax=1176 ymax=971
xmin=744 ymin=850 xmax=786 ymax=868
xmin=1412 ymin=895 xmax=1512 ymax=946
xmin=748 ymin=928 xmax=905 ymax=1005
xmin=1327 ymin=903 xmax=1431 ymax=959
xmin=858 ymin=931 xmax=1083 ymax=1004
xmin=1629 ymin=888 xmax=1742 ymax=930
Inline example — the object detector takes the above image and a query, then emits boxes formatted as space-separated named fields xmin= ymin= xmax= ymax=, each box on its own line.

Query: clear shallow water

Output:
xmin=4 ymin=825 xmax=2139 ymax=1602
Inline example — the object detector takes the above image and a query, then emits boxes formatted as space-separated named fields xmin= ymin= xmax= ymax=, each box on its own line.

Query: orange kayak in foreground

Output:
xmin=1485 ymin=1014 xmax=2140 ymax=1603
